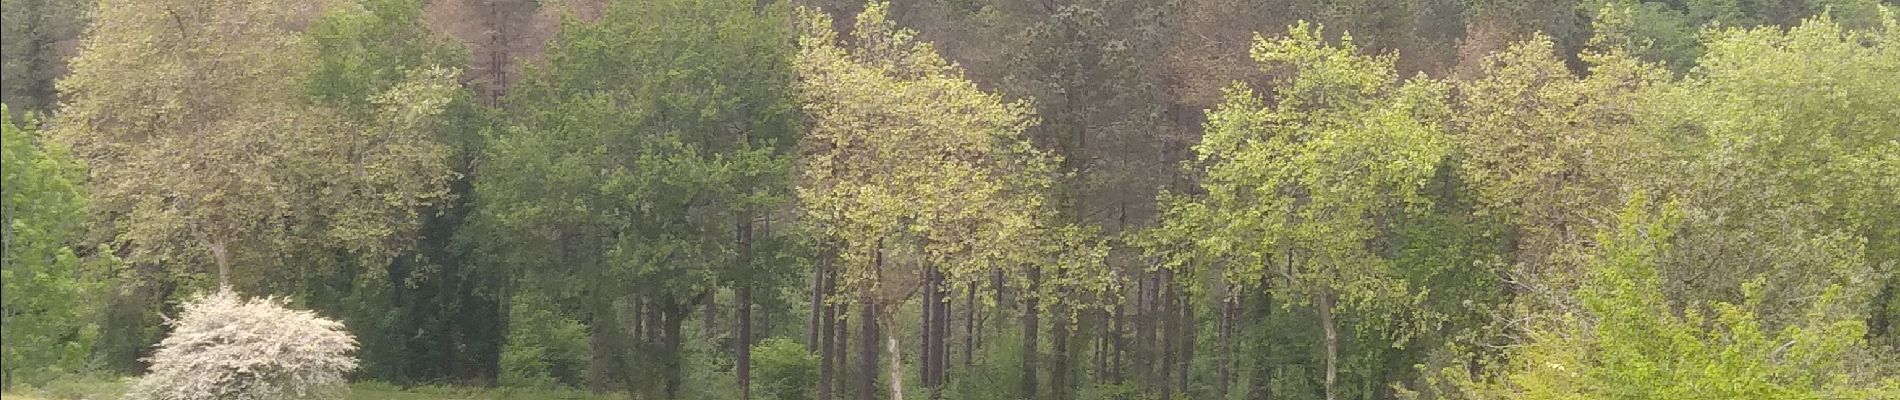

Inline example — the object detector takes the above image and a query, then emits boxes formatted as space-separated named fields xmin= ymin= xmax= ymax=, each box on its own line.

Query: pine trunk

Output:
xmin=1179 ymin=294 xmax=1193 ymax=395
xmin=921 ymin=266 xmax=936 ymax=389
xmin=1021 ymin=266 xmax=1041 ymax=399
xmin=1159 ymin=271 xmax=1175 ymax=400
xmin=737 ymin=284 xmax=753 ymax=400
xmin=819 ymin=283 xmax=836 ymax=400
xmin=1051 ymin=303 xmax=1070 ymax=400
xmin=859 ymin=298 xmax=877 ymax=400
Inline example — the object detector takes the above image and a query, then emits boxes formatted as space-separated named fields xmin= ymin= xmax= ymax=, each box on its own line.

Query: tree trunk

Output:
xmin=811 ymin=254 xmax=827 ymax=351
xmin=921 ymin=266 xmax=936 ymax=389
xmin=738 ymin=216 xmax=755 ymax=400
xmin=820 ymin=293 xmax=836 ymax=400
xmin=934 ymin=271 xmax=949 ymax=390
xmin=586 ymin=316 xmax=622 ymax=393
xmin=663 ymin=300 xmax=688 ymax=400
xmin=1217 ymin=296 xmax=1234 ymax=400
xmin=964 ymin=285 xmax=976 ymax=367
xmin=1021 ymin=266 xmax=1041 ymax=399
xmin=1132 ymin=271 xmax=1147 ymax=384
xmin=1159 ymin=271 xmax=1175 ymax=400
xmin=1179 ymin=294 xmax=1194 ymax=395
xmin=859 ymin=293 xmax=878 ymax=400
xmin=1317 ymin=292 xmax=1337 ymax=400
xmin=1249 ymin=274 xmax=1274 ymax=400
xmin=704 ymin=295 xmax=718 ymax=338
xmin=1052 ymin=303 xmax=1070 ymax=400
xmin=836 ymin=300 xmax=851 ymax=400
xmin=738 ymin=284 xmax=753 ymax=400
xmin=886 ymin=325 xmax=907 ymax=400
xmin=1112 ymin=300 xmax=1125 ymax=383
xmin=209 ymin=238 xmax=231 ymax=288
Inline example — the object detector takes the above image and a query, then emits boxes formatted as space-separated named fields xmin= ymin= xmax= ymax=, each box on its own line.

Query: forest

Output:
xmin=2 ymin=0 xmax=1898 ymax=399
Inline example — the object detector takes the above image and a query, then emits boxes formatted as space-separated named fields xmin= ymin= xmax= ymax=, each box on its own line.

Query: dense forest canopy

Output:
xmin=2 ymin=0 xmax=1897 ymax=399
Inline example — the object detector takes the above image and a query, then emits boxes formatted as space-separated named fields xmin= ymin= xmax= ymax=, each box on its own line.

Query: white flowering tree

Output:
xmin=125 ymin=290 xmax=358 ymax=400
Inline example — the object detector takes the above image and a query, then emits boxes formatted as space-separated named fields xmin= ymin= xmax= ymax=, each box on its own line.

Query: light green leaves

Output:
xmin=1 ymin=106 xmax=102 ymax=387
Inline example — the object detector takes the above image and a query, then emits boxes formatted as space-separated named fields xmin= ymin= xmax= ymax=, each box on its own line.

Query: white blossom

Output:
xmin=124 ymin=289 xmax=358 ymax=400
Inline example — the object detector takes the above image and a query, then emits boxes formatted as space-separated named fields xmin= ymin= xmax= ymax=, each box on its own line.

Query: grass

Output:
xmin=3 ymin=379 xmax=618 ymax=400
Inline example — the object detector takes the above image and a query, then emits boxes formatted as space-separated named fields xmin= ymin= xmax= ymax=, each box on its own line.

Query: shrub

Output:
xmin=497 ymin=292 xmax=588 ymax=389
xmin=124 ymin=289 xmax=358 ymax=400
xmin=751 ymin=338 xmax=817 ymax=400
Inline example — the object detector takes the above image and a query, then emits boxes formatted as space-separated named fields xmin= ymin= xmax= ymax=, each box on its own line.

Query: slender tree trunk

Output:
xmin=1021 ymin=266 xmax=1041 ymax=399
xmin=704 ymin=295 xmax=718 ymax=338
xmin=664 ymin=301 xmax=687 ymax=400
xmin=859 ymin=292 xmax=878 ymax=400
xmin=812 ymin=255 xmax=827 ymax=351
xmin=1317 ymin=292 xmax=1337 ymax=400
xmin=738 ymin=216 xmax=755 ymax=400
xmin=836 ymin=300 xmax=851 ymax=400
xmin=820 ymin=292 xmax=836 ymax=400
xmin=1111 ymin=300 xmax=1125 ymax=383
xmin=934 ymin=272 xmax=949 ymax=390
xmin=964 ymin=285 xmax=976 ymax=367
xmin=632 ymin=297 xmax=644 ymax=345
xmin=1249 ymin=275 xmax=1274 ymax=400
xmin=1179 ymin=294 xmax=1194 ymax=395
xmin=1093 ymin=309 xmax=1106 ymax=383
xmin=1052 ymin=302 xmax=1070 ymax=400
xmin=1132 ymin=271 xmax=1147 ymax=384
xmin=1159 ymin=271 xmax=1175 ymax=400
xmin=921 ymin=266 xmax=936 ymax=389
xmin=738 ymin=284 xmax=753 ymax=400
xmin=1217 ymin=295 xmax=1234 ymax=400
xmin=209 ymin=239 xmax=231 ymax=288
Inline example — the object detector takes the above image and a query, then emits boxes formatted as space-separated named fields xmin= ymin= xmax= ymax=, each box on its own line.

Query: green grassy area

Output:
xmin=3 ymin=379 xmax=615 ymax=400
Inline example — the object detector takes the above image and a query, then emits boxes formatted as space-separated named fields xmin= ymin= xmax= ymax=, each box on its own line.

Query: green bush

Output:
xmin=751 ymin=338 xmax=817 ymax=400
xmin=498 ymin=292 xmax=588 ymax=389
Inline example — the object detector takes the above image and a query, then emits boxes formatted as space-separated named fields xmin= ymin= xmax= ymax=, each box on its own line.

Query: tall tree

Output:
xmin=1168 ymin=22 xmax=1451 ymax=400
xmin=1462 ymin=193 xmax=1900 ymax=399
xmin=793 ymin=3 xmax=1069 ymax=399
xmin=0 ymin=106 xmax=102 ymax=388
xmin=304 ymin=0 xmax=502 ymax=385
xmin=0 ymin=0 xmax=89 ymax=116
xmin=52 ymin=0 xmax=460 ymax=291
xmin=474 ymin=0 xmax=800 ymax=397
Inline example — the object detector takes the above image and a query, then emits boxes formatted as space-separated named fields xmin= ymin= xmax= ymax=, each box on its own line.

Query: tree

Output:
xmin=1647 ymin=11 xmax=1900 ymax=345
xmin=0 ymin=105 xmax=100 ymax=388
xmin=1169 ymin=22 xmax=1451 ymax=400
xmin=303 ymin=0 xmax=501 ymax=385
xmin=473 ymin=0 xmax=801 ymax=397
xmin=1449 ymin=33 xmax=1666 ymax=314
xmin=52 ymin=0 xmax=461 ymax=290
xmin=0 ymin=0 xmax=89 ymax=116
xmin=124 ymin=290 xmax=359 ymax=400
xmin=1470 ymin=193 xmax=1899 ymax=399
xmin=793 ymin=3 xmax=1065 ymax=399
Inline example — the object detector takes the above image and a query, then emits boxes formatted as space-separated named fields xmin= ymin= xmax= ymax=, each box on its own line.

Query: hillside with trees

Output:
xmin=2 ymin=0 xmax=1897 ymax=399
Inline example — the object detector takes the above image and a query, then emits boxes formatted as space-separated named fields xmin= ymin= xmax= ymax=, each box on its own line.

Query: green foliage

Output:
xmin=751 ymin=338 xmax=818 ymax=400
xmin=300 ymin=0 xmax=498 ymax=385
xmin=0 ymin=106 xmax=101 ymax=388
xmin=793 ymin=1 xmax=1061 ymax=308
xmin=498 ymin=292 xmax=588 ymax=389
xmin=0 ymin=0 xmax=89 ymax=115
xmin=52 ymin=0 xmax=460 ymax=290
xmin=476 ymin=0 xmax=802 ymax=394
xmin=1648 ymin=11 xmax=1898 ymax=334
xmin=1485 ymin=193 xmax=1899 ymax=399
